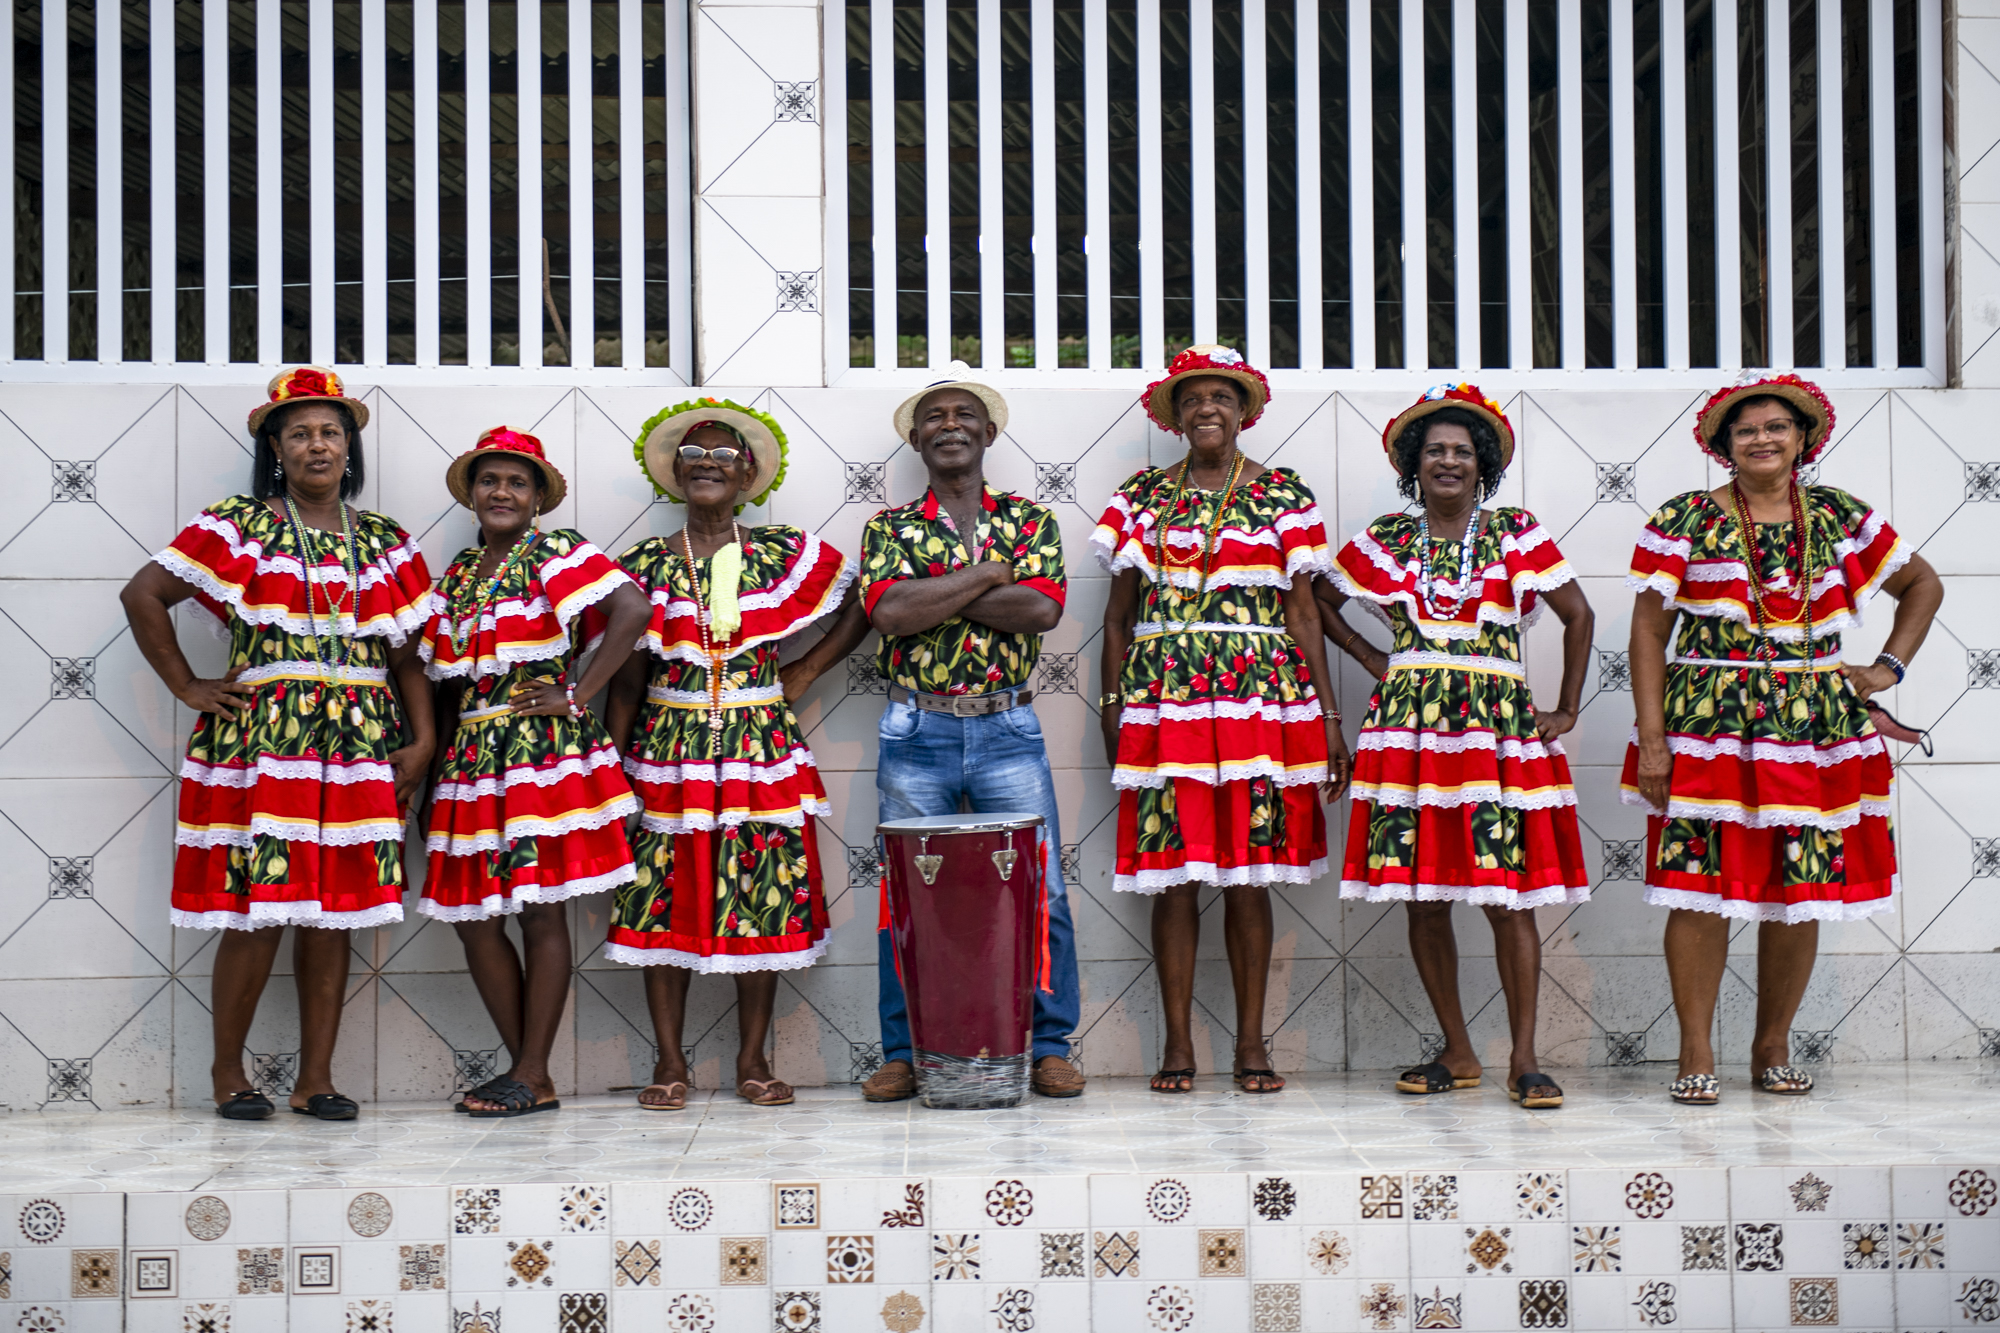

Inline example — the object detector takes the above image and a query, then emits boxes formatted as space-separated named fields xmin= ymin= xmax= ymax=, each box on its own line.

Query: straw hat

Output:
xmin=246 ymin=365 xmax=371 ymax=436
xmin=445 ymin=427 xmax=569 ymax=512
xmin=891 ymin=362 xmax=1010 ymax=440
xmin=1142 ymin=344 xmax=1272 ymax=433
xmin=635 ymin=399 xmax=789 ymax=506
xmin=1693 ymin=371 xmax=1836 ymax=465
xmin=1381 ymin=383 xmax=1516 ymax=474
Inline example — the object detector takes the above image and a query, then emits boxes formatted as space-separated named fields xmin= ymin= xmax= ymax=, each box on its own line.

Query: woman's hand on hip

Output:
xmin=1844 ymin=661 xmax=1898 ymax=703
xmin=177 ymin=665 xmax=256 ymax=718
xmin=507 ymin=677 xmax=573 ymax=718
xmin=1635 ymin=737 xmax=1675 ymax=813
xmin=1360 ymin=645 xmax=1390 ymax=680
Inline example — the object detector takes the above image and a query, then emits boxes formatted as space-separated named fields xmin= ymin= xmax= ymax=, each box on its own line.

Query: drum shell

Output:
xmin=879 ymin=825 xmax=1039 ymax=1066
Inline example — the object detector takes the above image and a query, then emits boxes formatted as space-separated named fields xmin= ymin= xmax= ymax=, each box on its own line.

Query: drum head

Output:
xmin=876 ymin=813 xmax=1044 ymax=836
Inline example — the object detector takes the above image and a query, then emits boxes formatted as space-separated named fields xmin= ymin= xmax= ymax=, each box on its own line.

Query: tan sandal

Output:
xmin=636 ymin=1081 xmax=687 ymax=1111
xmin=737 ymin=1077 xmax=795 ymax=1107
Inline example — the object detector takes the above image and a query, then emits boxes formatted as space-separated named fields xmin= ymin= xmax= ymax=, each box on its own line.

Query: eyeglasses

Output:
xmin=678 ymin=445 xmax=742 ymax=464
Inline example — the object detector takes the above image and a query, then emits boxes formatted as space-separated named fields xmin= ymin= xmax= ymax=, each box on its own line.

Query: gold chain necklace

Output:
xmin=680 ymin=522 xmax=743 ymax=755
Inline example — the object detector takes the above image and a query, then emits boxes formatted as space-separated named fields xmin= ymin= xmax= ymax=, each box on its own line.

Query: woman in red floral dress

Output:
xmin=1626 ymin=375 xmax=1941 ymax=1103
xmin=121 ymin=367 xmax=435 ymax=1120
xmin=605 ymin=400 xmax=868 ymax=1111
xmin=419 ymin=428 xmax=651 ymax=1117
xmin=1318 ymin=385 xmax=1594 ymax=1109
xmin=1097 ymin=345 xmax=1349 ymax=1095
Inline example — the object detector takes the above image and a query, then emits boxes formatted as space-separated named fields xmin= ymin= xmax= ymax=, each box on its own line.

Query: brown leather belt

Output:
xmin=888 ymin=685 xmax=1034 ymax=717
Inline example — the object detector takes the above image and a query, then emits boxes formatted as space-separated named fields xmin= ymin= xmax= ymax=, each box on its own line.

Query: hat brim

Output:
xmin=1382 ymin=399 xmax=1517 ymax=474
xmin=248 ymin=394 xmax=372 ymax=437
xmin=446 ymin=448 xmax=570 ymax=513
xmin=1696 ymin=383 xmax=1832 ymax=463
xmin=892 ymin=381 xmax=1011 ymax=440
xmin=1145 ymin=368 xmax=1270 ymax=434
xmin=643 ymin=409 xmax=784 ymax=506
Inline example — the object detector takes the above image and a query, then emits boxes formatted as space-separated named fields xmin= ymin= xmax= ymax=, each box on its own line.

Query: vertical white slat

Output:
xmin=258 ymin=0 xmax=282 ymax=364
xmin=1868 ymin=0 xmax=1893 ymax=366
xmin=1294 ymin=0 xmax=1322 ymax=370
xmin=1190 ymin=0 xmax=1217 ymax=345
xmin=37 ymin=0 xmax=66 ymax=364
xmin=1349 ymin=0 xmax=1375 ymax=368
xmin=310 ymin=0 xmax=334 ymax=361
xmin=1661 ymin=0 xmax=1689 ymax=368
xmin=871 ymin=0 xmax=895 ymax=369
xmin=202 ymin=0 xmax=225 ymax=363
xmin=1764 ymin=0 xmax=1791 ymax=369
xmin=0 ymin=0 xmax=13 ymax=365
xmin=1032 ymin=0 xmax=1055 ymax=367
xmin=1610 ymin=0 xmax=1635 ymax=367
xmin=1242 ymin=0 xmax=1270 ymax=366
xmin=149 ymin=0 xmax=172 ymax=366
xmin=518 ymin=0 xmax=541 ymax=369
xmin=568 ymin=0 xmax=592 ymax=367
xmin=466 ymin=0 xmax=492 ymax=369
xmin=1137 ymin=0 xmax=1163 ymax=369
xmin=619 ymin=0 xmax=642 ymax=369
xmin=1714 ymin=0 xmax=1741 ymax=368
xmin=924 ymin=0 xmax=949 ymax=369
xmin=1817 ymin=0 xmax=1842 ymax=368
xmin=1505 ymin=0 xmax=1529 ymax=367
xmin=1451 ymin=0 xmax=1478 ymax=371
xmin=362 ymin=0 xmax=386 ymax=365
xmin=1557 ymin=0 xmax=1581 ymax=369
xmin=1399 ymin=0 xmax=1424 ymax=368
xmin=978 ymin=0 xmax=1003 ymax=370
xmin=1085 ymin=0 xmax=1110 ymax=370
xmin=1919 ymin=0 xmax=1942 ymax=374
xmin=665 ymin=0 xmax=692 ymax=381
xmin=96 ymin=0 xmax=120 ymax=364
xmin=820 ymin=0 xmax=844 ymax=374
xmin=414 ymin=0 xmax=440 ymax=367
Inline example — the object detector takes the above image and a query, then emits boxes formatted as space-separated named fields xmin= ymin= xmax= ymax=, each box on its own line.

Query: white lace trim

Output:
xmin=1641 ymin=879 xmax=1898 ymax=923
xmin=1132 ymin=621 xmax=1290 ymax=639
xmin=424 ymin=795 xmax=640 ymax=853
xmin=639 ymin=535 xmax=853 ymax=664
xmin=1090 ymin=532 xmax=1330 ymax=592
xmin=430 ymin=748 xmax=626 ymax=801
xmin=153 ymin=547 xmax=425 ymax=647
xmin=1112 ymin=759 xmax=1329 ymax=789
xmin=1113 ymin=698 xmax=1324 ymax=726
xmin=182 ymin=508 xmax=423 ymax=590
xmin=1618 ymin=786 xmax=1892 ymax=830
xmin=1355 ymin=730 xmax=1561 ymax=762
xmin=170 ymin=900 xmax=406 ymax=931
xmin=1349 ymin=783 xmax=1578 ymax=811
xmin=1113 ymin=856 xmax=1330 ymax=894
xmin=636 ymin=801 xmax=828 ymax=834
xmin=1660 ymin=730 xmax=1887 ymax=767
xmin=645 ymin=684 xmax=786 ymax=708
xmin=625 ymin=750 xmax=816 ymax=788
xmin=234 ymin=660 xmax=390 ymax=686
xmin=600 ymin=937 xmax=829 ymax=973
xmin=1671 ymin=654 xmax=1843 ymax=671
xmin=1386 ymin=650 xmax=1527 ymax=679
xmin=420 ymin=566 xmax=626 ymax=678
xmin=1329 ymin=559 xmax=1572 ymax=641
xmin=177 ymin=818 xmax=405 ymax=848
xmin=179 ymin=755 xmax=395 ymax=788
xmin=414 ymin=863 xmax=635 ymax=921
xmin=1628 ymin=519 xmax=1909 ymax=644
xmin=1339 ymin=878 xmax=1592 ymax=907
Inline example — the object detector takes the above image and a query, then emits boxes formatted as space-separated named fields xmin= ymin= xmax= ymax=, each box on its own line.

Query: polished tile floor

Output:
xmin=6 ymin=1063 xmax=1996 ymax=1194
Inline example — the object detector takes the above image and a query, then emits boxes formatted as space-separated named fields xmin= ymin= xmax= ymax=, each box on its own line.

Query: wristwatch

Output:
xmin=1099 ymin=691 xmax=1122 ymax=709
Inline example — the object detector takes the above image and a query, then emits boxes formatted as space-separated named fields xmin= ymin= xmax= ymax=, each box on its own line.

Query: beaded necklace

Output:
xmin=1154 ymin=451 xmax=1245 ymax=616
xmin=282 ymin=493 xmax=361 ymax=721
xmin=1415 ymin=505 xmax=1484 ymax=622
xmin=680 ymin=522 xmax=745 ymax=755
xmin=446 ymin=528 xmax=541 ymax=657
xmin=1725 ymin=478 xmax=1816 ymax=741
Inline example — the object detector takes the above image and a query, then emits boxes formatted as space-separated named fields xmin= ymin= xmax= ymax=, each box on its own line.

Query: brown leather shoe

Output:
xmin=861 ymin=1059 xmax=917 ymax=1102
xmin=1032 ymin=1055 xmax=1086 ymax=1098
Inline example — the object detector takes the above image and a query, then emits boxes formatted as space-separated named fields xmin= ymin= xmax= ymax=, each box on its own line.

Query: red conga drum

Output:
xmin=878 ymin=813 xmax=1046 ymax=1109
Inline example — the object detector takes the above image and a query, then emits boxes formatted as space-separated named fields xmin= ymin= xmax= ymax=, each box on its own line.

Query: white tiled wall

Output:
xmin=0 ymin=374 xmax=1995 ymax=1110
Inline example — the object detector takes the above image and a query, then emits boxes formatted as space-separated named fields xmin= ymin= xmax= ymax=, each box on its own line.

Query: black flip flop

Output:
xmin=1232 ymin=1067 xmax=1286 ymax=1093
xmin=216 ymin=1089 xmax=275 ymax=1121
xmin=1395 ymin=1061 xmax=1481 ymax=1095
xmin=1149 ymin=1068 xmax=1197 ymax=1094
xmin=1508 ymin=1073 xmax=1564 ymax=1109
xmin=464 ymin=1077 xmax=561 ymax=1119
xmin=292 ymin=1092 xmax=360 ymax=1121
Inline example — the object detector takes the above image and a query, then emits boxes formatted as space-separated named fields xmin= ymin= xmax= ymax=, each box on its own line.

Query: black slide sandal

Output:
xmin=464 ymin=1077 xmax=561 ymax=1118
xmin=216 ymin=1089 xmax=275 ymax=1121
xmin=292 ymin=1092 xmax=360 ymax=1120
xmin=1395 ymin=1061 xmax=1481 ymax=1095
xmin=1508 ymin=1073 xmax=1564 ymax=1108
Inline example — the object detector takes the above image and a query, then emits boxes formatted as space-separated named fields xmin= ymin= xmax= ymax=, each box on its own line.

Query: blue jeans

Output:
xmin=874 ymin=692 xmax=1081 ymax=1064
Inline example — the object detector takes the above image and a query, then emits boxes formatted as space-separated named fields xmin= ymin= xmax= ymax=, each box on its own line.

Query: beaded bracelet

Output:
xmin=1874 ymin=651 xmax=1907 ymax=684
xmin=564 ymin=682 xmax=582 ymax=719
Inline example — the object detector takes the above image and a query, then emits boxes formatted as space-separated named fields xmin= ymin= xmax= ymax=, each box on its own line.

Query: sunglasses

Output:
xmin=678 ymin=445 xmax=743 ymax=464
